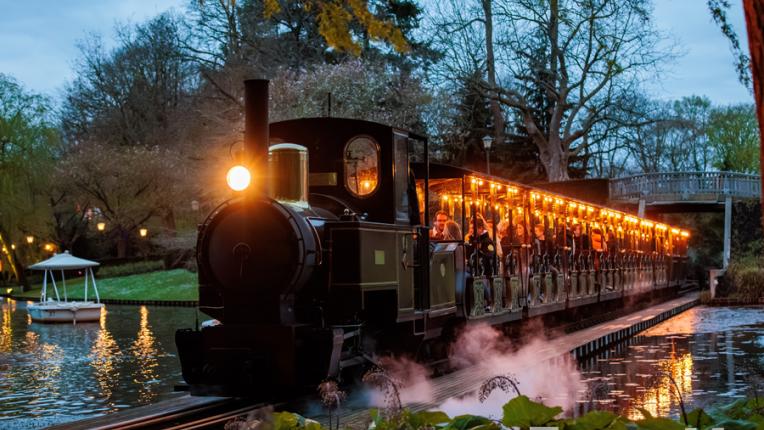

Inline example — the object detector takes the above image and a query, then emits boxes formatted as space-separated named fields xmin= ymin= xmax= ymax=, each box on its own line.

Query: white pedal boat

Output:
xmin=26 ymin=251 xmax=105 ymax=324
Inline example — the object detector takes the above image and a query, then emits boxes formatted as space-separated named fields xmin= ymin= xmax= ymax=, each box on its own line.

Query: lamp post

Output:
xmin=482 ymin=135 xmax=494 ymax=175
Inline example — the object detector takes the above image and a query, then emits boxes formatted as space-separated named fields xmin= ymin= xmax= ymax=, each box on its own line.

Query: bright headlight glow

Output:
xmin=226 ymin=165 xmax=251 ymax=191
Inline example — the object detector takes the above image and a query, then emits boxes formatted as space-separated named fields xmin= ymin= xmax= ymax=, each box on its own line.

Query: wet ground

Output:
xmin=0 ymin=298 xmax=196 ymax=429
xmin=577 ymin=306 xmax=764 ymax=420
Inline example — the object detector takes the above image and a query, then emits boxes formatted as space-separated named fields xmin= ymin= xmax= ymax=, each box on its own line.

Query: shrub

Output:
xmin=723 ymin=256 xmax=764 ymax=301
xmin=97 ymin=259 xmax=165 ymax=278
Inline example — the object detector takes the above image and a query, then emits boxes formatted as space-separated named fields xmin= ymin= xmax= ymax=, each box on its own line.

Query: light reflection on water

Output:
xmin=0 ymin=297 xmax=195 ymax=429
xmin=579 ymin=306 xmax=764 ymax=419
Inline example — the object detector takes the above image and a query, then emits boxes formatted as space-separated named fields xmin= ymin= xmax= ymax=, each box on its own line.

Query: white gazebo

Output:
xmin=27 ymin=251 xmax=104 ymax=323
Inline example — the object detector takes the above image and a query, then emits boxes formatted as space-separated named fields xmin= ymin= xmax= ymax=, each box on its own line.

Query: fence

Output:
xmin=609 ymin=171 xmax=761 ymax=203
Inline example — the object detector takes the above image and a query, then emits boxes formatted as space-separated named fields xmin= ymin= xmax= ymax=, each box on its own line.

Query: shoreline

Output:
xmin=0 ymin=293 xmax=197 ymax=307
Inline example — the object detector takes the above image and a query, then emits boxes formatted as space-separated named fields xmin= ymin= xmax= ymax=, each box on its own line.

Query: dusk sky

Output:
xmin=0 ymin=0 xmax=755 ymax=105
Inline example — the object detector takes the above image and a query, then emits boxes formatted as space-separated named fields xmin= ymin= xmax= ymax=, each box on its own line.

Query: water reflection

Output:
xmin=0 ymin=299 xmax=195 ymax=428
xmin=131 ymin=306 xmax=160 ymax=403
xmin=1 ymin=298 xmax=12 ymax=353
xmin=580 ymin=306 xmax=764 ymax=419
xmin=89 ymin=308 xmax=121 ymax=402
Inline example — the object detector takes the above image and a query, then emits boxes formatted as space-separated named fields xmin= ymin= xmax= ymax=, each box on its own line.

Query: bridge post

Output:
xmin=637 ymin=199 xmax=646 ymax=218
xmin=723 ymin=196 xmax=732 ymax=268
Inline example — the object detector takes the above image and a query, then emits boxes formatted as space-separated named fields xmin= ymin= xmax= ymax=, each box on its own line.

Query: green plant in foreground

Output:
xmin=227 ymin=394 xmax=764 ymax=430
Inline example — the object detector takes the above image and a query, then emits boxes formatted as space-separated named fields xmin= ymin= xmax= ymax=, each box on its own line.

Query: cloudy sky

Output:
xmin=0 ymin=0 xmax=755 ymax=105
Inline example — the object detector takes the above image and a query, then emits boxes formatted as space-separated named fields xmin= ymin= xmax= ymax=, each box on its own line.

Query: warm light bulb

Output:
xmin=97 ymin=222 xmax=106 ymax=231
xmin=226 ymin=165 xmax=251 ymax=191
xmin=26 ymin=236 xmax=33 ymax=244
xmin=139 ymin=228 xmax=148 ymax=238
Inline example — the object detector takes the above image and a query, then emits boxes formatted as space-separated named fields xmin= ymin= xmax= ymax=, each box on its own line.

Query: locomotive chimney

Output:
xmin=244 ymin=79 xmax=269 ymax=191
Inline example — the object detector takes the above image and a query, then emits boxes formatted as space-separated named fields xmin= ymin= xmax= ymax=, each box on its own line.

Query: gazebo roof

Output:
xmin=29 ymin=251 xmax=100 ymax=270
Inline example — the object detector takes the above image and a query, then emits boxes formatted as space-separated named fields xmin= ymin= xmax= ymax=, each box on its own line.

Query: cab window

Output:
xmin=344 ymin=136 xmax=379 ymax=197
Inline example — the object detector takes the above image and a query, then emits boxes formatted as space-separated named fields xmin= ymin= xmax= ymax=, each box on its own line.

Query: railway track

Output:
xmin=46 ymin=397 xmax=271 ymax=430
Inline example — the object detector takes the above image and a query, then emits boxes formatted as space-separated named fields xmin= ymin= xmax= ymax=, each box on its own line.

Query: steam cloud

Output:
xmin=366 ymin=323 xmax=584 ymax=419
xmin=441 ymin=323 xmax=583 ymax=418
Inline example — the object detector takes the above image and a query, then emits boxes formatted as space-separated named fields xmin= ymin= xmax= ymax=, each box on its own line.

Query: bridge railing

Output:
xmin=609 ymin=171 xmax=761 ymax=202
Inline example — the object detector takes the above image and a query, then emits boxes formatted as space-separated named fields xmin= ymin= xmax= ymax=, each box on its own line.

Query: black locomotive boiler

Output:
xmin=175 ymin=80 xmax=691 ymax=398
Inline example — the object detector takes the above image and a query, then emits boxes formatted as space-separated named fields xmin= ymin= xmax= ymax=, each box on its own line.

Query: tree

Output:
xmin=62 ymin=14 xmax=196 ymax=149
xmin=61 ymin=14 xmax=199 ymax=238
xmin=0 ymin=74 xmax=59 ymax=251
xmin=59 ymin=142 xmax=189 ymax=258
xmin=269 ymin=59 xmax=431 ymax=131
xmin=434 ymin=0 xmax=670 ymax=181
xmin=708 ymin=103 xmax=760 ymax=173
xmin=742 ymin=0 xmax=764 ymax=233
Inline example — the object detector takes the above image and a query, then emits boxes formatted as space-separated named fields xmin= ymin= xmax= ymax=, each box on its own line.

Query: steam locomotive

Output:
xmin=175 ymin=80 xmax=691 ymax=398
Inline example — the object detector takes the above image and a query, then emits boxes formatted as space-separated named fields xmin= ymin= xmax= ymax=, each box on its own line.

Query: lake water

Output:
xmin=3 ymin=296 xmax=764 ymax=428
xmin=0 ymin=298 xmax=197 ymax=429
xmin=578 ymin=305 xmax=764 ymax=420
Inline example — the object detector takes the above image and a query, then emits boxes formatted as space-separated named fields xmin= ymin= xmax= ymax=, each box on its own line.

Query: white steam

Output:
xmin=365 ymin=323 xmax=583 ymax=419
xmin=441 ymin=323 xmax=583 ymax=417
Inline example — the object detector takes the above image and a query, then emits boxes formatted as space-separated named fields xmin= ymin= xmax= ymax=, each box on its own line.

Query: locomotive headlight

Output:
xmin=226 ymin=165 xmax=251 ymax=191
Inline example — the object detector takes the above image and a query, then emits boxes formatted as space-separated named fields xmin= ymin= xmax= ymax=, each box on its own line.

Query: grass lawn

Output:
xmin=14 ymin=269 xmax=198 ymax=301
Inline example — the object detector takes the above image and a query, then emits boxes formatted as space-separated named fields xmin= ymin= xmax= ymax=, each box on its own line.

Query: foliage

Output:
xmin=478 ymin=374 xmax=521 ymax=402
xmin=269 ymin=59 xmax=431 ymax=132
xmin=707 ymin=0 xmax=753 ymax=90
xmin=0 ymin=74 xmax=60 ymax=245
xmin=708 ymin=104 xmax=760 ymax=173
xmin=225 ymin=396 xmax=764 ymax=430
xmin=723 ymin=256 xmax=764 ymax=301
xmin=731 ymin=200 xmax=764 ymax=260
xmin=261 ymin=0 xmax=410 ymax=55
xmin=501 ymin=395 xmax=562 ymax=428
xmin=97 ymin=260 xmax=165 ymax=278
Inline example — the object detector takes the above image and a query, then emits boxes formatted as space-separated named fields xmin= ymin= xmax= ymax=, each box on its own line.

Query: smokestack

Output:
xmin=244 ymin=79 xmax=269 ymax=188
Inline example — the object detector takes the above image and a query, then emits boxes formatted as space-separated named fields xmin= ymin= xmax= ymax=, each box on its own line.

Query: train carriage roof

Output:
xmin=412 ymin=162 xmax=690 ymax=236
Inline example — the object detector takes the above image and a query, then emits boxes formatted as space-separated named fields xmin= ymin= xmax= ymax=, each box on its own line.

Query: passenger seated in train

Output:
xmin=466 ymin=215 xmax=496 ymax=277
xmin=430 ymin=210 xmax=449 ymax=240
xmin=513 ymin=223 xmax=526 ymax=246
xmin=496 ymin=220 xmax=516 ymax=276
xmin=443 ymin=220 xmax=462 ymax=241
xmin=569 ymin=223 xmax=588 ymax=255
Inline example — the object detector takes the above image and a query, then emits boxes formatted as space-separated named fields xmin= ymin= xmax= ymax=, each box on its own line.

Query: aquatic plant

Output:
xmin=317 ymin=379 xmax=346 ymax=430
xmin=477 ymin=373 xmax=521 ymax=402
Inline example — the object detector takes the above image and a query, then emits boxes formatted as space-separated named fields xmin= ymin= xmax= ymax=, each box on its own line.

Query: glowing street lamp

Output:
xmin=97 ymin=222 xmax=106 ymax=232
xmin=26 ymin=236 xmax=34 ymax=244
xmin=482 ymin=135 xmax=494 ymax=175
xmin=139 ymin=228 xmax=148 ymax=238
xmin=226 ymin=165 xmax=251 ymax=191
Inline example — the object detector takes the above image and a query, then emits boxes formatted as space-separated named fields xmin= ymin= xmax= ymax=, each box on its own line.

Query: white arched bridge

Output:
xmin=609 ymin=171 xmax=761 ymax=268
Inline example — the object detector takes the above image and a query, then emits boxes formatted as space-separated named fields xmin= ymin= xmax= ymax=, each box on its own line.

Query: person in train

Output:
xmin=496 ymin=220 xmax=516 ymax=275
xmin=513 ymin=223 xmax=526 ymax=246
xmin=466 ymin=215 xmax=496 ymax=277
xmin=443 ymin=220 xmax=462 ymax=241
xmin=569 ymin=223 xmax=588 ymax=255
xmin=430 ymin=210 xmax=449 ymax=240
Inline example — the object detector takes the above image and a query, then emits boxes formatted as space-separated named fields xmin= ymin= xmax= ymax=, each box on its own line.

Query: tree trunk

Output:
xmin=535 ymin=135 xmax=570 ymax=182
xmin=116 ymin=229 xmax=128 ymax=258
xmin=482 ymin=0 xmax=505 ymax=149
xmin=163 ymin=207 xmax=177 ymax=237
xmin=742 ymin=0 xmax=764 ymax=235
